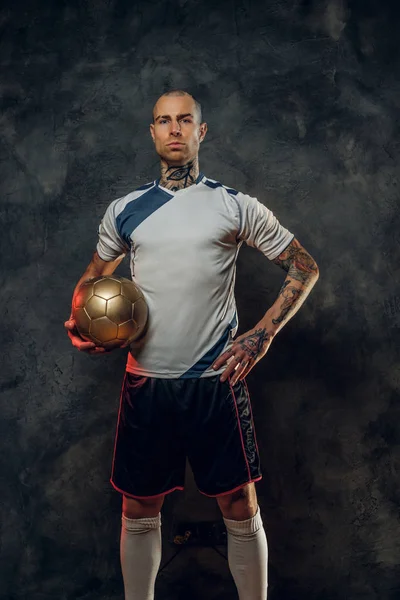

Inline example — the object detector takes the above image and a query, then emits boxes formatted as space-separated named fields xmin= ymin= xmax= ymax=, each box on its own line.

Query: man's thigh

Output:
xmin=184 ymin=376 xmax=262 ymax=497
xmin=111 ymin=373 xmax=186 ymax=499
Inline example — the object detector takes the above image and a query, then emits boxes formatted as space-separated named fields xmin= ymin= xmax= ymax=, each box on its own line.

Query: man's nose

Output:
xmin=171 ymin=121 xmax=182 ymax=135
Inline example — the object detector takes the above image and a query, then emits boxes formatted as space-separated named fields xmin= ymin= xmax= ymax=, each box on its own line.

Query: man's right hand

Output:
xmin=64 ymin=318 xmax=106 ymax=354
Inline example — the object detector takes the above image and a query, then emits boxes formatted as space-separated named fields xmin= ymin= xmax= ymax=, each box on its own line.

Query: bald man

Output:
xmin=65 ymin=89 xmax=319 ymax=600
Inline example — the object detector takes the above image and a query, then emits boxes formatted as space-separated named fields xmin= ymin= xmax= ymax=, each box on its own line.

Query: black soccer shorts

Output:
xmin=110 ymin=372 xmax=262 ymax=498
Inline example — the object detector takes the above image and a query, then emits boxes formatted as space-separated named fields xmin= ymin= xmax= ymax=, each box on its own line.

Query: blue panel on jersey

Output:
xmin=204 ymin=179 xmax=238 ymax=196
xmin=179 ymin=313 xmax=238 ymax=379
xmin=204 ymin=180 xmax=223 ymax=190
xmin=116 ymin=186 xmax=174 ymax=245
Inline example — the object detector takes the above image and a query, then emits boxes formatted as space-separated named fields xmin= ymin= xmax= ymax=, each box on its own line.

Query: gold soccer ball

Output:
xmin=72 ymin=275 xmax=148 ymax=350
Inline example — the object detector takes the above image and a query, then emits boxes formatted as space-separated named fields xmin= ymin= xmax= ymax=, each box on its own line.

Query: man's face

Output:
xmin=150 ymin=95 xmax=207 ymax=165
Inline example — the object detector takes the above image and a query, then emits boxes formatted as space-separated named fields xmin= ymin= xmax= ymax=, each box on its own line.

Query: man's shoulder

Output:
xmin=109 ymin=180 xmax=157 ymax=213
xmin=202 ymin=175 xmax=243 ymax=198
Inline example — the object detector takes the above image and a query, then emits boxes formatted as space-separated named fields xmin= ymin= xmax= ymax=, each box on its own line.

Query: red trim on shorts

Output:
xmin=198 ymin=476 xmax=263 ymax=498
xmin=243 ymin=379 xmax=260 ymax=456
xmin=110 ymin=479 xmax=184 ymax=499
xmin=229 ymin=379 xmax=252 ymax=481
xmin=110 ymin=373 xmax=126 ymax=484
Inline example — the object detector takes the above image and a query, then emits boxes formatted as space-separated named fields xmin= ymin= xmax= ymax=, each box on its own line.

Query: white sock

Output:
xmin=120 ymin=513 xmax=162 ymax=600
xmin=223 ymin=505 xmax=268 ymax=600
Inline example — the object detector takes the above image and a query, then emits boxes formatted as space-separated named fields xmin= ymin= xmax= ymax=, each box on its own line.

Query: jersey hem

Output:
xmin=125 ymin=363 xmax=225 ymax=379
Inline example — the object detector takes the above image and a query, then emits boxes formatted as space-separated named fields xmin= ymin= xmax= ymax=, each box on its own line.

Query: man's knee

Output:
xmin=217 ymin=483 xmax=258 ymax=520
xmin=122 ymin=494 xmax=165 ymax=519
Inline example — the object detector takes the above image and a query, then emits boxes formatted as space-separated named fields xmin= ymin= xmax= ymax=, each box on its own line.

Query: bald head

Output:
xmin=152 ymin=89 xmax=202 ymax=125
xmin=149 ymin=90 xmax=208 ymax=167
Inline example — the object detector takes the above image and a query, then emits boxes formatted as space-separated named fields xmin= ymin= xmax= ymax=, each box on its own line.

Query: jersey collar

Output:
xmin=155 ymin=171 xmax=205 ymax=191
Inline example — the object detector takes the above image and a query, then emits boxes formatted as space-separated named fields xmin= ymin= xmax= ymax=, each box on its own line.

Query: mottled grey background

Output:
xmin=1 ymin=0 xmax=399 ymax=598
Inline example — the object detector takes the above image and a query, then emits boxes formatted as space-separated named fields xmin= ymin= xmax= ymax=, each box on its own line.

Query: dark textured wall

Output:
xmin=1 ymin=0 xmax=399 ymax=598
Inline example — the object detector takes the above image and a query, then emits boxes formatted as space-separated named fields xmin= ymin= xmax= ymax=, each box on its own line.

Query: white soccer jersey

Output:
xmin=96 ymin=173 xmax=294 ymax=379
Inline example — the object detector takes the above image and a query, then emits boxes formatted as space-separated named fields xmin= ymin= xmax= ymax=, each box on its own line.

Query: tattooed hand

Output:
xmin=212 ymin=326 xmax=272 ymax=385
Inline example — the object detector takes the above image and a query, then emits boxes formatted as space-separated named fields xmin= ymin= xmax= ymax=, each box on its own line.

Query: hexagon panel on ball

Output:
xmin=117 ymin=320 xmax=138 ymax=342
xmin=120 ymin=279 xmax=144 ymax=304
xmin=85 ymin=295 xmax=107 ymax=320
xmin=93 ymin=277 xmax=122 ymax=301
xmin=90 ymin=316 xmax=119 ymax=344
xmin=107 ymin=295 xmax=132 ymax=324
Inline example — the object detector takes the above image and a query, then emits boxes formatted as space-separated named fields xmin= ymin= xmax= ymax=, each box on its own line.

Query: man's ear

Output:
xmin=149 ymin=123 xmax=155 ymax=142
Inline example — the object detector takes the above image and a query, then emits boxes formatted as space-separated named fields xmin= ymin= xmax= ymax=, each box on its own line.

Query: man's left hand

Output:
xmin=212 ymin=325 xmax=273 ymax=385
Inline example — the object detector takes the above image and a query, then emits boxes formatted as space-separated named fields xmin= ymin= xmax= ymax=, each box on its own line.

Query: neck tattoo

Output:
xmin=159 ymin=159 xmax=199 ymax=192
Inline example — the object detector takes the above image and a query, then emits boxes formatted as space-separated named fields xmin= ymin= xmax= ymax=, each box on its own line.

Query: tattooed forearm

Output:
xmin=259 ymin=238 xmax=319 ymax=332
xmin=273 ymin=237 xmax=318 ymax=285
xmin=272 ymin=280 xmax=303 ymax=324
xmin=237 ymin=328 xmax=271 ymax=358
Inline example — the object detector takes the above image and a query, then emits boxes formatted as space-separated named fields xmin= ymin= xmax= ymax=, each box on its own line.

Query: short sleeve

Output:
xmin=97 ymin=198 xmax=130 ymax=261
xmin=236 ymin=192 xmax=294 ymax=260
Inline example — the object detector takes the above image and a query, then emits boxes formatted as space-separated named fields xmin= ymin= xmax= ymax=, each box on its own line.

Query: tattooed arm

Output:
xmin=267 ymin=237 xmax=319 ymax=333
xmin=213 ymin=237 xmax=319 ymax=383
